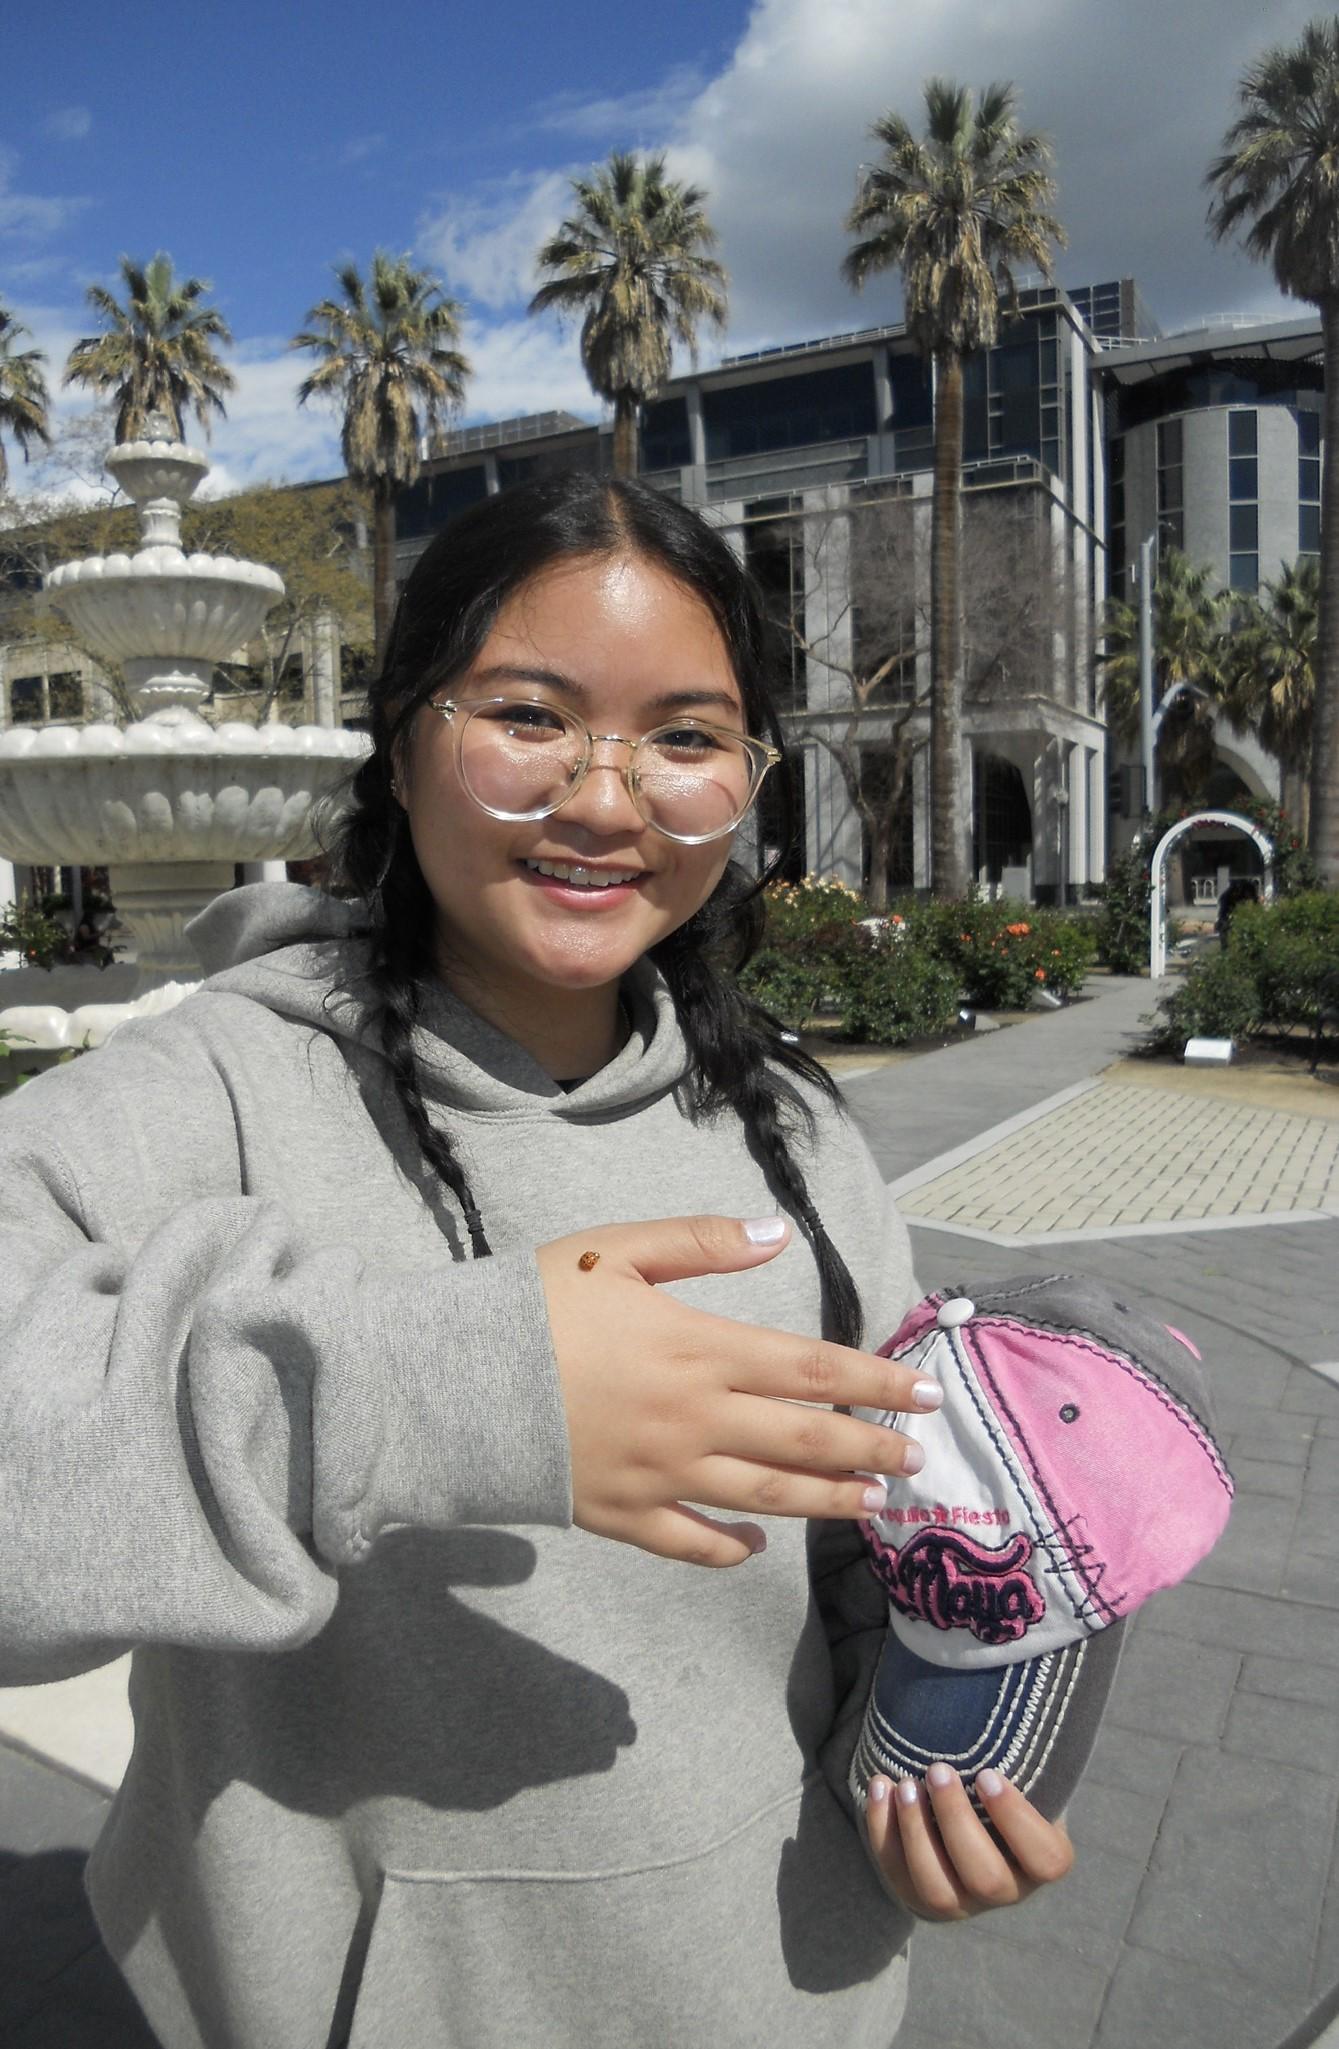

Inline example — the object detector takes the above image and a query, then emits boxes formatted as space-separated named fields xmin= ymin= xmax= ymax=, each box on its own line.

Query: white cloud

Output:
xmin=456 ymin=315 xmax=599 ymax=427
xmin=530 ymin=66 xmax=707 ymax=142
xmin=338 ymin=133 xmax=385 ymax=166
xmin=419 ymin=168 xmax=574 ymax=313
xmin=420 ymin=0 xmax=1314 ymax=361
xmin=0 ymin=146 xmax=89 ymax=241
xmin=43 ymin=107 xmax=92 ymax=143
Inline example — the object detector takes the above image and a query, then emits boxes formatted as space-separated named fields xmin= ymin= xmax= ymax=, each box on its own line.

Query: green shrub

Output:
xmin=831 ymin=930 xmax=963 ymax=1045
xmin=0 ymin=899 xmax=70 ymax=971
xmin=1150 ymin=953 xmax=1262 ymax=1046
xmin=1148 ymin=890 xmax=1339 ymax=1049
xmin=739 ymin=949 xmax=826 ymax=1030
xmin=914 ymin=898 xmax=1093 ymax=1009
xmin=1094 ymin=843 xmax=1150 ymax=974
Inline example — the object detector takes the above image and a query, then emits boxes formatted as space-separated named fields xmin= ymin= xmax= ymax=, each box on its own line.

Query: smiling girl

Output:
xmin=0 ymin=473 xmax=1069 ymax=2048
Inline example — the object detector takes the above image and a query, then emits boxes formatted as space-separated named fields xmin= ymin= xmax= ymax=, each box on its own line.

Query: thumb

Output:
xmin=554 ymin=1214 xmax=792 ymax=1286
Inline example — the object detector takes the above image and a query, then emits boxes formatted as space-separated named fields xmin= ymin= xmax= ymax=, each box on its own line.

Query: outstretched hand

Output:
xmin=536 ymin=1214 xmax=942 ymax=1569
xmin=862 ymin=1765 xmax=1074 ymax=1920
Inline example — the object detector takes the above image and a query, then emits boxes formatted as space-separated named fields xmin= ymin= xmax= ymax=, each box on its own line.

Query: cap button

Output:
xmin=937 ymin=1296 xmax=976 ymax=1329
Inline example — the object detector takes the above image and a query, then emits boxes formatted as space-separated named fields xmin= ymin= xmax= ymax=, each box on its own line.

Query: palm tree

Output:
xmin=292 ymin=251 xmax=470 ymax=665
xmin=1208 ymin=18 xmax=1339 ymax=882
xmin=529 ymin=151 xmax=728 ymax=477
xmin=0 ymin=305 xmax=51 ymax=490
xmin=1101 ymin=550 xmax=1229 ymax=804
xmin=1224 ymin=556 xmax=1318 ymax=829
xmin=63 ymin=253 xmax=235 ymax=442
xmin=843 ymin=80 xmax=1063 ymax=900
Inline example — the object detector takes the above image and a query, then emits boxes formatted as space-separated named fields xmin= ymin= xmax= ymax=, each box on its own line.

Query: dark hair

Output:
xmin=327 ymin=470 xmax=863 ymax=1345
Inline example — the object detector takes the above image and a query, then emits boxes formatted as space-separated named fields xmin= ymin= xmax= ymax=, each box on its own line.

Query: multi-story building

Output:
xmin=1096 ymin=313 xmax=1323 ymax=894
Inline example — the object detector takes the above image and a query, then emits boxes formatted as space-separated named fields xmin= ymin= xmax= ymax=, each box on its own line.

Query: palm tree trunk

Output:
xmin=1311 ymin=298 xmax=1339 ymax=884
xmin=930 ymin=350 xmax=968 ymax=899
xmin=612 ymin=393 xmax=638 ymax=478
xmin=372 ymin=485 xmax=397 ymax=670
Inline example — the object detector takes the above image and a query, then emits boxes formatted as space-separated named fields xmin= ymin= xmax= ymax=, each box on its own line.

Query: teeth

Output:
xmin=527 ymin=860 xmax=639 ymax=888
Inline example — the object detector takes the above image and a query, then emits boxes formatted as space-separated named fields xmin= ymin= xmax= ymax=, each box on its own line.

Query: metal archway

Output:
xmin=1148 ymin=810 xmax=1274 ymax=978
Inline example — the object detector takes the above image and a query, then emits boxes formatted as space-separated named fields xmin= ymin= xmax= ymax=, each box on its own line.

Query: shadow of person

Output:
xmin=1 ymin=1847 xmax=158 ymax=2046
xmin=131 ymin=1527 xmax=638 ymax=1828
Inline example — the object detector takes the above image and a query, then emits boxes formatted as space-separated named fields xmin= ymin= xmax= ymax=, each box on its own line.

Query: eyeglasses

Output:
xmin=430 ymin=696 xmax=782 ymax=845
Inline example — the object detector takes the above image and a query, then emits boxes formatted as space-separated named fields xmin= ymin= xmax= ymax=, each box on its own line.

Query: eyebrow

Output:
xmin=470 ymin=664 xmax=743 ymax=719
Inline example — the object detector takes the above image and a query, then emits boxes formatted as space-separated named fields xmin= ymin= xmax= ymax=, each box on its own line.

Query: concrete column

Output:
xmin=483 ymin=454 xmax=500 ymax=495
xmin=1086 ymin=744 xmax=1106 ymax=886
xmin=0 ymin=857 xmax=17 ymax=971
xmin=311 ymin=610 xmax=338 ymax=728
xmin=1067 ymin=740 xmax=1086 ymax=896
xmin=685 ymin=383 xmax=706 ymax=469
xmin=912 ymin=745 xmax=930 ymax=891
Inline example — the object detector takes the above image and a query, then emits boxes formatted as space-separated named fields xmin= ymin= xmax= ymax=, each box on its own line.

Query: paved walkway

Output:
xmin=3 ymin=970 xmax=1338 ymax=2048
xmin=842 ymin=976 xmax=1339 ymax=2049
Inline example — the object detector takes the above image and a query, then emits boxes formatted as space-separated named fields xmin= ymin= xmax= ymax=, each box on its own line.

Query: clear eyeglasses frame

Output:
xmin=429 ymin=695 xmax=783 ymax=846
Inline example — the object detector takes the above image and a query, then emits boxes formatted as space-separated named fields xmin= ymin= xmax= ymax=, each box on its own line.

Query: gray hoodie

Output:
xmin=0 ymin=884 xmax=916 ymax=2049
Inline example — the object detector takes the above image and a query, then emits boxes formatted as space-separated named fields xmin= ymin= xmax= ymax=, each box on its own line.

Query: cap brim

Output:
xmin=851 ymin=1615 xmax=1125 ymax=1821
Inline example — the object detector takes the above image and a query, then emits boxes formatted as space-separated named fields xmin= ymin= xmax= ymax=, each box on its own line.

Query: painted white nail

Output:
xmin=744 ymin=1216 xmax=787 ymax=1244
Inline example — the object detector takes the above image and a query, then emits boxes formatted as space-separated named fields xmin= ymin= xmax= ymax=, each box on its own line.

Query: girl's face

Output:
xmin=400 ymin=552 xmax=744 ymax=1025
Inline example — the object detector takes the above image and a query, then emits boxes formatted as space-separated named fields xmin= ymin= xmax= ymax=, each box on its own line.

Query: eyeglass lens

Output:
xmin=458 ymin=701 xmax=757 ymax=839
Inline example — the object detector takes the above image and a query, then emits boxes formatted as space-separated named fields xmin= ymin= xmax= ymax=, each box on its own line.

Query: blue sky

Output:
xmin=3 ymin=0 xmax=1318 ymax=501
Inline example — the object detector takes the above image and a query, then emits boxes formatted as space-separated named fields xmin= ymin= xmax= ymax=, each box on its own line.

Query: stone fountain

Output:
xmin=0 ymin=413 xmax=368 ymax=1050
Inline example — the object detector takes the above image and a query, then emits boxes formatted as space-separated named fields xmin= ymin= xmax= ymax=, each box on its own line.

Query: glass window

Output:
xmin=1229 ymin=457 xmax=1257 ymax=500
xmin=48 ymin=674 xmax=83 ymax=720
xmin=1230 ymin=503 xmax=1258 ymax=551
xmin=640 ymin=398 xmax=691 ymax=471
xmin=1228 ymin=410 xmax=1257 ymax=455
xmin=1298 ymin=410 xmax=1322 ymax=455
xmin=1158 ymin=418 xmax=1183 ymax=465
xmin=9 ymin=676 xmax=42 ymax=723
xmin=1301 ymin=502 xmax=1321 ymax=553
xmin=702 ymin=362 xmax=876 ymax=462
xmin=1301 ymin=457 xmax=1321 ymax=500
xmin=1229 ymin=552 xmax=1258 ymax=592
xmin=1158 ymin=509 xmax=1185 ymax=552
xmin=887 ymin=350 xmax=933 ymax=429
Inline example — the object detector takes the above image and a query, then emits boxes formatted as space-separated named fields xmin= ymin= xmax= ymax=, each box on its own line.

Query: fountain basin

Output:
xmin=0 ymin=711 xmax=367 ymax=865
xmin=45 ymin=551 xmax=285 ymax=668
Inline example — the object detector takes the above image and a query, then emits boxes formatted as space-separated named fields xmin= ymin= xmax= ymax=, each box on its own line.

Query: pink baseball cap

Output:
xmin=850 ymin=1273 xmax=1234 ymax=1818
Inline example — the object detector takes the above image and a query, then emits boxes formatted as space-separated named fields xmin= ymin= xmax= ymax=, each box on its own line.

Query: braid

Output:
xmin=652 ymin=865 xmax=864 ymax=1349
xmin=332 ymin=753 xmax=492 ymax=1260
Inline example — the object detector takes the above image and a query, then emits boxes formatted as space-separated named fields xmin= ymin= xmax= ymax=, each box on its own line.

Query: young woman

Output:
xmin=0 ymin=473 xmax=1070 ymax=2049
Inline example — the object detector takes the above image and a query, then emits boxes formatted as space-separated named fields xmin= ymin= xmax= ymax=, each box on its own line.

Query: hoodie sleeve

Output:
xmin=0 ymin=1030 xmax=571 ymax=1685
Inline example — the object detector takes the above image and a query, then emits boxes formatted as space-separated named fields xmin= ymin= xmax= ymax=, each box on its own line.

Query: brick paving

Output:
xmin=895 ymin=1079 xmax=1339 ymax=1241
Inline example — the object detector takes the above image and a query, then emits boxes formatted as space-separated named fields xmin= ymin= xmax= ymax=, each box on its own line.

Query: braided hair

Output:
xmin=326 ymin=471 xmax=863 ymax=1345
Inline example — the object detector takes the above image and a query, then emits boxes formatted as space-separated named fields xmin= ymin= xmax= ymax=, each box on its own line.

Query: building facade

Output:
xmin=1097 ymin=314 xmax=1323 ymax=893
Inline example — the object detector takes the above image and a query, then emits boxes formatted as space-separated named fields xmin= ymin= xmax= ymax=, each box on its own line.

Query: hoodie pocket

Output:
xmin=345 ymin=1780 xmax=907 ymax=2049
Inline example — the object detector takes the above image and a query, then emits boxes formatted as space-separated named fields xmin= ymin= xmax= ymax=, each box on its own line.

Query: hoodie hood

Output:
xmin=187 ymin=881 xmax=692 ymax=1118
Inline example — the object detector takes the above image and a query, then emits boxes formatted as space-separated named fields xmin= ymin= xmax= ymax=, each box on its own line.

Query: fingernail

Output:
xmin=896 ymin=1777 xmax=919 ymax=1808
xmin=927 ymin=1762 xmax=955 ymax=1790
xmin=913 ymin=1378 xmax=944 ymax=1411
xmin=976 ymin=1768 xmax=1005 ymax=1799
xmin=901 ymin=1439 xmax=926 ymax=1476
xmin=747 ymin=1528 xmax=768 ymax=1554
xmin=861 ymin=1482 xmax=887 ymax=1512
xmin=744 ymin=1216 xmax=787 ymax=1244
xmin=868 ymin=1776 xmax=890 ymax=1806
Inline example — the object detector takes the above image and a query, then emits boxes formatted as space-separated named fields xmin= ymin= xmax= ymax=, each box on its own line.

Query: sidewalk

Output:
xmin=841 ymin=976 xmax=1339 ymax=2049
xmin=3 ymin=971 xmax=1337 ymax=2048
